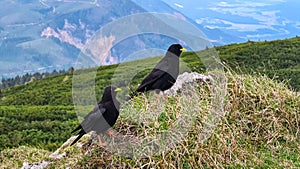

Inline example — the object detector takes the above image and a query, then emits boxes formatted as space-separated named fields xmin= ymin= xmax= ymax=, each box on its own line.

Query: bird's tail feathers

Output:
xmin=71 ymin=125 xmax=82 ymax=133
xmin=70 ymin=130 xmax=86 ymax=146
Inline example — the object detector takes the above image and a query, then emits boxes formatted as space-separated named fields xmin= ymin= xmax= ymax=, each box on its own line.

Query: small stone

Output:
xmin=21 ymin=160 xmax=52 ymax=169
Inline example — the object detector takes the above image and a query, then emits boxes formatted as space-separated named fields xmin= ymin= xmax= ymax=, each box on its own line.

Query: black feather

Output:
xmin=133 ymin=44 xmax=184 ymax=97
xmin=70 ymin=130 xmax=86 ymax=146
xmin=71 ymin=125 xmax=82 ymax=133
xmin=70 ymin=86 xmax=120 ymax=146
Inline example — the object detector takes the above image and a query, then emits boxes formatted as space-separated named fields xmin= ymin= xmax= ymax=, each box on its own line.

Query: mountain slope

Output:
xmin=0 ymin=0 xmax=240 ymax=80
xmin=1 ymin=37 xmax=299 ymax=107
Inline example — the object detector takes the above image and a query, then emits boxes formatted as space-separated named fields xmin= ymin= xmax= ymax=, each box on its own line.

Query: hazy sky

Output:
xmin=161 ymin=0 xmax=299 ymax=40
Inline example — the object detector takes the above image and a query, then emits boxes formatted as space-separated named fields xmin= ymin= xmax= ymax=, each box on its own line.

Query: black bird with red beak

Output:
xmin=70 ymin=86 xmax=122 ymax=146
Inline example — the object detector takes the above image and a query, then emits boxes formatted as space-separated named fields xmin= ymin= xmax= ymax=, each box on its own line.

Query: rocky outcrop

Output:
xmin=165 ymin=72 xmax=213 ymax=95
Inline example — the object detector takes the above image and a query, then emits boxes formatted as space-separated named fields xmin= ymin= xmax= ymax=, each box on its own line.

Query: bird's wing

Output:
xmin=136 ymin=68 xmax=167 ymax=92
xmin=80 ymin=105 xmax=106 ymax=132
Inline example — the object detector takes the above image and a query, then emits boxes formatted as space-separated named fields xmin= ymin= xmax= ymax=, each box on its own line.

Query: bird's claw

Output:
xmin=98 ymin=141 xmax=106 ymax=147
xmin=97 ymin=135 xmax=106 ymax=147
xmin=107 ymin=130 xmax=115 ymax=138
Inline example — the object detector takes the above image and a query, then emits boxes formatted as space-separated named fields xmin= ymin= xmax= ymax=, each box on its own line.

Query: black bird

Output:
xmin=132 ymin=44 xmax=186 ymax=97
xmin=70 ymin=86 xmax=122 ymax=146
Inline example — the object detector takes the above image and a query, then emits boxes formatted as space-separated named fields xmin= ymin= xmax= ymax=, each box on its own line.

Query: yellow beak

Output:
xmin=114 ymin=88 xmax=122 ymax=92
xmin=180 ymin=47 xmax=187 ymax=51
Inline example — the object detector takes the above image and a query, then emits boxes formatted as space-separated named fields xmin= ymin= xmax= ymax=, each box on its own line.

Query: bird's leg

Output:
xmin=158 ymin=91 xmax=168 ymax=100
xmin=162 ymin=91 xmax=167 ymax=98
xmin=154 ymin=89 xmax=163 ymax=100
xmin=107 ymin=129 xmax=115 ymax=138
xmin=97 ymin=135 xmax=106 ymax=147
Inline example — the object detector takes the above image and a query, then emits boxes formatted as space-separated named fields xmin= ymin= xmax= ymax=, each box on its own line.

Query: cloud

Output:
xmin=270 ymin=0 xmax=286 ymax=2
xmin=208 ymin=6 xmax=280 ymax=27
xmin=199 ymin=18 xmax=272 ymax=32
xmin=246 ymin=28 xmax=290 ymax=39
xmin=202 ymin=0 xmax=292 ymax=35
xmin=216 ymin=1 xmax=269 ymax=7
xmin=210 ymin=1 xmax=284 ymax=25
xmin=174 ymin=3 xmax=184 ymax=8
xmin=218 ymin=2 xmax=230 ymax=7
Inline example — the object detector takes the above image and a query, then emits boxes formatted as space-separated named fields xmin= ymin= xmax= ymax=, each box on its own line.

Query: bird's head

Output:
xmin=102 ymin=86 xmax=122 ymax=100
xmin=167 ymin=44 xmax=186 ymax=57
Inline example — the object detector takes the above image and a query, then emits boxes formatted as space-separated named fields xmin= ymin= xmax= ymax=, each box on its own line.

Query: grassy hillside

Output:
xmin=217 ymin=37 xmax=300 ymax=90
xmin=0 ymin=37 xmax=299 ymax=167
xmin=0 ymin=106 xmax=76 ymax=150
xmin=68 ymin=72 xmax=300 ymax=168
xmin=1 ymin=71 xmax=299 ymax=168
xmin=0 ymin=37 xmax=299 ymax=107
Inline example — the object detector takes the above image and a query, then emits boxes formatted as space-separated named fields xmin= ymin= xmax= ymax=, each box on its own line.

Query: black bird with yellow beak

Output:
xmin=132 ymin=44 xmax=186 ymax=97
xmin=70 ymin=86 xmax=122 ymax=146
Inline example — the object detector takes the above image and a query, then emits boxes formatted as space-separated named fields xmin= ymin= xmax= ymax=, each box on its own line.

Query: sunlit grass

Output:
xmin=36 ymin=70 xmax=300 ymax=168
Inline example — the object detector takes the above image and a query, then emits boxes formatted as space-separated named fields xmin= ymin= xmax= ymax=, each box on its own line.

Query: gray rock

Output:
xmin=21 ymin=161 xmax=52 ymax=169
xmin=165 ymin=72 xmax=213 ymax=96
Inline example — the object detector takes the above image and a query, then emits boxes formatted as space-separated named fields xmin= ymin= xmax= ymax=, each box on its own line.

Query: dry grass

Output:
xmin=0 ymin=146 xmax=51 ymax=168
xmin=2 ymin=70 xmax=299 ymax=168
xmin=64 ymin=70 xmax=299 ymax=168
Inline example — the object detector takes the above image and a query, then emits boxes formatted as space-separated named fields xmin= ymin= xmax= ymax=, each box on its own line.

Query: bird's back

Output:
xmin=136 ymin=54 xmax=179 ymax=92
xmin=102 ymin=100 xmax=120 ymax=125
xmin=94 ymin=100 xmax=120 ymax=134
xmin=133 ymin=44 xmax=183 ymax=96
